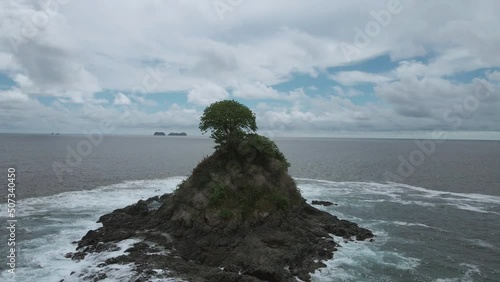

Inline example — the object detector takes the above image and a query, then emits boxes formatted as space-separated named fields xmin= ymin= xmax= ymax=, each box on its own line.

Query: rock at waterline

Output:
xmin=311 ymin=200 xmax=337 ymax=206
xmin=71 ymin=141 xmax=373 ymax=282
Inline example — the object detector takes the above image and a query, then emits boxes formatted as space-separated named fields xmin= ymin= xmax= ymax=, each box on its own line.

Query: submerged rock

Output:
xmin=311 ymin=200 xmax=336 ymax=206
xmin=71 ymin=141 xmax=373 ymax=281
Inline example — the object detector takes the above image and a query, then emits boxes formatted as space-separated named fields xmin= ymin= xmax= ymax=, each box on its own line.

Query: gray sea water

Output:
xmin=0 ymin=134 xmax=499 ymax=281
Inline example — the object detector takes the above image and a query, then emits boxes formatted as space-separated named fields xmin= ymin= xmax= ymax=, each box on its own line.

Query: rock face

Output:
xmin=69 ymin=141 xmax=374 ymax=282
xmin=168 ymin=132 xmax=187 ymax=136
xmin=154 ymin=132 xmax=166 ymax=136
xmin=311 ymin=200 xmax=336 ymax=206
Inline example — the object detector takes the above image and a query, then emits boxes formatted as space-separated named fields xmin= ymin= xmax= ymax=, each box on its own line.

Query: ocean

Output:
xmin=0 ymin=134 xmax=499 ymax=281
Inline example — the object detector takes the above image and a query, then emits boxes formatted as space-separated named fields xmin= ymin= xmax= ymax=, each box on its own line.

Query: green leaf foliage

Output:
xmin=244 ymin=134 xmax=290 ymax=168
xmin=199 ymin=100 xmax=257 ymax=148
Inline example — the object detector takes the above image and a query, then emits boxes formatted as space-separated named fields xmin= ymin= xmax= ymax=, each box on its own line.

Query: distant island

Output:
xmin=168 ymin=132 xmax=187 ymax=136
xmin=153 ymin=132 xmax=187 ymax=136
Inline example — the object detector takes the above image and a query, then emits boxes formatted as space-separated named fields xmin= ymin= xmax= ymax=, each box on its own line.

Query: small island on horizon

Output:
xmin=168 ymin=132 xmax=187 ymax=136
xmin=154 ymin=132 xmax=187 ymax=136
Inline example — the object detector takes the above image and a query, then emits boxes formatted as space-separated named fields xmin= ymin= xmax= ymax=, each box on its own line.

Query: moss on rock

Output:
xmin=172 ymin=137 xmax=303 ymax=225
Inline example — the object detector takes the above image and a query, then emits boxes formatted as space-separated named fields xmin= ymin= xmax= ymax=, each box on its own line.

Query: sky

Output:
xmin=0 ymin=0 xmax=499 ymax=139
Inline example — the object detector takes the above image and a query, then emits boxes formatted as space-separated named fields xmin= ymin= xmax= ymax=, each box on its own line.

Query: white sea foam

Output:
xmin=1 ymin=177 xmax=497 ymax=281
xmin=390 ymin=183 xmax=500 ymax=215
xmin=395 ymin=183 xmax=500 ymax=205
xmin=0 ymin=177 xmax=186 ymax=218
xmin=59 ymin=239 xmax=141 ymax=282
xmin=464 ymin=238 xmax=498 ymax=250
xmin=391 ymin=221 xmax=433 ymax=229
xmin=434 ymin=263 xmax=482 ymax=282
xmin=394 ymin=199 xmax=437 ymax=207
xmin=295 ymin=178 xmax=500 ymax=215
xmin=311 ymin=234 xmax=420 ymax=282
xmin=297 ymin=178 xmax=498 ymax=281
xmin=0 ymin=177 xmax=184 ymax=282
xmin=296 ymin=177 xmax=500 ymax=204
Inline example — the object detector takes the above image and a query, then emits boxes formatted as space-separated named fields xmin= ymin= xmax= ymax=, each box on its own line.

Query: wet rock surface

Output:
xmin=70 ymin=194 xmax=373 ymax=281
xmin=68 ymin=148 xmax=373 ymax=281
xmin=311 ymin=200 xmax=336 ymax=206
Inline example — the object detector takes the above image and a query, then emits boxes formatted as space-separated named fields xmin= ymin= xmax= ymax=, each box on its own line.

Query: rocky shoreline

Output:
xmin=67 ymin=193 xmax=373 ymax=281
xmin=66 ymin=101 xmax=374 ymax=281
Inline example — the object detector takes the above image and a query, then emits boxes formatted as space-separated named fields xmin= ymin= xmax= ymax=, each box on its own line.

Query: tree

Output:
xmin=199 ymin=100 xmax=257 ymax=148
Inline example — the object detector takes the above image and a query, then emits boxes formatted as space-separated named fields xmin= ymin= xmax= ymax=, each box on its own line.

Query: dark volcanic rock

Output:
xmin=311 ymin=200 xmax=336 ymax=206
xmin=73 ymin=199 xmax=373 ymax=280
xmin=71 ymin=144 xmax=374 ymax=281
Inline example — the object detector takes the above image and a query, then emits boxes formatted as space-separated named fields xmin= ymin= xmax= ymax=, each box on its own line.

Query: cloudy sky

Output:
xmin=1 ymin=0 xmax=499 ymax=139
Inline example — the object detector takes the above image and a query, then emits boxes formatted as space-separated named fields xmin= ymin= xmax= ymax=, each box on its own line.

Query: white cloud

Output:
xmin=113 ymin=93 xmax=131 ymax=106
xmin=333 ymin=86 xmax=364 ymax=97
xmin=375 ymin=76 xmax=499 ymax=130
xmin=486 ymin=71 xmax=500 ymax=82
xmin=132 ymin=96 xmax=158 ymax=107
xmin=0 ymin=0 xmax=101 ymax=101
xmin=13 ymin=74 xmax=32 ymax=88
xmin=330 ymin=71 xmax=392 ymax=85
xmin=232 ymin=82 xmax=281 ymax=99
xmin=1 ymin=0 xmax=500 ymax=136
xmin=2 ymin=0 xmax=499 ymax=96
xmin=187 ymin=82 xmax=229 ymax=106
xmin=0 ymin=52 xmax=16 ymax=70
xmin=0 ymin=88 xmax=29 ymax=103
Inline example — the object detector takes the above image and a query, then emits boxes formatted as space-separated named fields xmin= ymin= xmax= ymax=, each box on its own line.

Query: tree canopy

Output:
xmin=199 ymin=100 xmax=257 ymax=148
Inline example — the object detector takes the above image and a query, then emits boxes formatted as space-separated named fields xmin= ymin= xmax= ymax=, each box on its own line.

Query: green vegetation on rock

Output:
xmin=244 ymin=133 xmax=290 ymax=168
xmin=199 ymin=100 xmax=257 ymax=149
xmin=175 ymin=100 xmax=299 ymax=223
xmin=74 ymin=100 xmax=374 ymax=282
